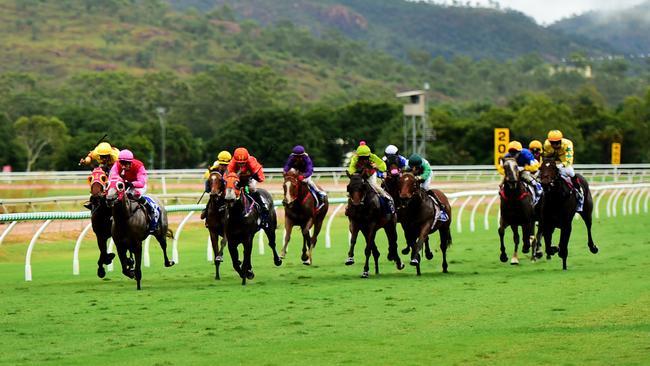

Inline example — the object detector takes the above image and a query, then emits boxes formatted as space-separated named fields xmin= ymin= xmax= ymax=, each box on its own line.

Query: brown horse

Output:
xmin=345 ymin=172 xmax=404 ymax=278
xmin=87 ymin=167 xmax=114 ymax=278
xmin=223 ymin=172 xmax=282 ymax=285
xmin=281 ymin=169 xmax=329 ymax=265
xmin=538 ymin=158 xmax=598 ymax=270
xmin=498 ymin=158 xmax=537 ymax=265
xmin=397 ymin=172 xmax=452 ymax=276
xmin=106 ymin=176 xmax=175 ymax=290
xmin=205 ymin=171 xmax=227 ymax=279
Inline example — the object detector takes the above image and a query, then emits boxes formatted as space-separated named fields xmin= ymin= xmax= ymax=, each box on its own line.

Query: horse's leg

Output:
xmin=346 ymin=221 xmax=359 ymax=265
xmin=361 ymin=226 xmax=375 ymax=278
xmin=264 ymin=223 xmax=282 ymax=267
xmin=411 ymin=223 xmax=430 ymax=276
xmin=498 ymin=219 xmax=508 ymax=263
xmin=511 ymin=225 xmax=520 ymax=265
xmin=309 ymin=216 xmax=326 ymax=264
xmin=227 ymin=242 xmax=243 ymax=279
xmin=439 ymin=226 xmax=450 ymax=273
xmin=301 ymin=218 xmax=314 ymax=265
xmin=370 ymin=230 xmax=381 ymax=276
xmin=154 ymin=229 xmax=175 ymax=268
xmin=209 ymin=230 xmax=221 ymax=280
xmin=96 ymin=235 xmax=112 ymax=278
xmin=384 ymin=222 xmax=404 ymax=270
xmin=558 ymin=226 xmax=572 ymax=270
xmin=579 ymin=199 xmax=598 ymax=254
xmin=543 ymin=226 xmax=558 ymax=259
xmin=242 ymin=237 xmax=254 ymax=285
xmin=281 ymin=217 xmax=293 ymax=259
xmin=115 ymin=242 xmax=134 ymax=279
xmin=532 ymin=221 xmax=544 ymax=260
xmin=424 ymin=236 xmax=434 ymax=260
xmin=134 ymin=243 xmax=143 ymax=290
xmin=401 ymin=224 xmax=411 ymax=255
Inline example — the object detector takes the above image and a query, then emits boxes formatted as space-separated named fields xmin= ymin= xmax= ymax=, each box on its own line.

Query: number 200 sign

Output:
xmin=494 ymin=128 xmax=509 ymax=168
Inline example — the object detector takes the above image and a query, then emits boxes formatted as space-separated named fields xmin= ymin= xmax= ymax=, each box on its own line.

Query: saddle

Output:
xmin=139 ymin=196 xmax=161 ymax=233
xmin=426 ymin=190 xmax=449 ymax=226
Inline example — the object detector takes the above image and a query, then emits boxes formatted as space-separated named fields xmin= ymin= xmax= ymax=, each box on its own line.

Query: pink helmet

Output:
xmin=118 ymin=149 xmax=134 ymax=162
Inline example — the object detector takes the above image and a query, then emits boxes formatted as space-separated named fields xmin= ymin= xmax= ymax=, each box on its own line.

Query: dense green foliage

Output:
xmin=1 ymin=0 xmax=650 ymax=170
xmin=1 ymin=213 xmax=649 ymax=364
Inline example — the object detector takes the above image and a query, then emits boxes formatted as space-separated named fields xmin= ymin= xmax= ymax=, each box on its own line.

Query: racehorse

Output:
xmin=106 ymin=176 xmax=175 ymax=290
xmin=223 ymin=172 xmax=282 ymax=285
xmin=345 ymin=172 xmax=404 ymax=278
xmin=281 ymin=168 xmax=329 ymax=265
xmin=87 ymin=168 xmax=114 ymax=278
xmin=538 ymin=157 xmax=599 ymax=270
xmin=205 ymin=171 xmax=227 ymax=280
xmin=397 ymin=172 xmax=452 ymax=276
xmin=498 ymin=158 xmax=538 ymax=265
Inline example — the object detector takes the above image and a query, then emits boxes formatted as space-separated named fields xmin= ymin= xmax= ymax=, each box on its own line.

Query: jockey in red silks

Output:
xmin=108 ymin=149 xmax=157 ymax=228
xmin=227 ymin=147 xmax=271 ymax=227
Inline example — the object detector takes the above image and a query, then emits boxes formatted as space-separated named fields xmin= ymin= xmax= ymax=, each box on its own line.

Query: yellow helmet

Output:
xmin=529 ymin=140 xmax=542 ymax=150
xmin=507 ymin=141 xmax=522 ymax=152
xmin=356 ymin=144 xmax=371 ymax=157
xmin=96 ymin=142 xmax=113 ymax=156
xmin=217 ymin=151 xmax=232 ymax=165
xmin=547 ymin=130 xmax=563 ymax=142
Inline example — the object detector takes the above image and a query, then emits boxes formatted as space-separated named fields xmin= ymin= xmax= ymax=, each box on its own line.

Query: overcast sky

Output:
xmin=473 ymin=0 xmax=646 ymax=24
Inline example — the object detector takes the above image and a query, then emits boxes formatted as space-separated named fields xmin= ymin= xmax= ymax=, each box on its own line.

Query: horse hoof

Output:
xmin=510 ymin=257 xmax=519 ymax=265
xmin=549 ymin=246 xmax=559 ymax=255
xmin=425 ymin=251 xmax=434 ymax=260
xmin=500 ymin=253 xmax=508 ymax=263
xmin=97 ymin=266 xmax=106 ymax=278
xmin=535 ymin=251 xmax=544 ymax=259
xmin=387 ymin=252 xmax=395 ymax=261
xmin=589 ymin=245 xmax=599 ymax=254
xmin=401 ymin=247 xmax=410 ymax=255
xmin=274 ymin=258 xmax=283 ymax=267
xmin=165 ymin=261 xmax=175 ymax=267
xmin=302 ymin=260 xmax=311 ymax=266
xmin=410 ymin=258 xmax=419 ymax=266
xmin=127 ymin=258 xmax=134 ymax=267
xmin=522 ymin=244 xmax=530 ymax=254
xmin=397 ymin=262 xmax=405 ymax=271
xmin=361 ymin=271 xmax=369 ymax=278
xmin=103 ymin=253 xmax=115 ymax=265
xmin=246 ymin=271 xmax=255 ymax=280
xmin=345 ymin=257 xmax=354 ymax=265
xmin=122 ymin=269 xmax=135 ymax=279
xmin=215 ymin=255 xmax=223 ymax=262
xmin=301 ymin=254 xmax=309 ymax=261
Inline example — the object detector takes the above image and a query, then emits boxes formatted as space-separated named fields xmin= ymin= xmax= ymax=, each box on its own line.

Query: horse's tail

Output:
xmin=166 ymin=228 xmax=174 ymax=239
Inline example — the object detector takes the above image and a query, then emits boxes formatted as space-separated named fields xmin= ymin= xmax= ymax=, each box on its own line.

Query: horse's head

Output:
xmin=208 ymin=171 xmax=224 ymax=197
xmin=502 ymin=158 xmax=520 ymax=190
xmin=398 ymin=172 xmax=419 ymax=200
xmin=539 ymin=158 xmax=559 ymax=189
xmin=87 ymin=167 xmax=108 ymax=197
xmin=283 ymin=168 xmax=305 ymax=206
xmin=224 ymin=172 xmax=241 ymax=203
xmin=105 ymin=175 xmax=125 ymax=207
xmin=346 ymin=173 xmax=367 ymax=206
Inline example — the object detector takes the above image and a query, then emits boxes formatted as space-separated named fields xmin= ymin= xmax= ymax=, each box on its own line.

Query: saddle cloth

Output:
xmin=142 ymin=196 xmax=161 ymax=233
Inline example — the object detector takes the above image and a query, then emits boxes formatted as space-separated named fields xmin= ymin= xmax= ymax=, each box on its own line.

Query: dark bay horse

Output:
xmin=87 ymin=168 xmax=114 ymax=278
xmin=538 ymin=158 xmax=599 ymax=270
xmin=397 ymin=172 xmax=452 ymax=276
xmin=345 ymin=172 xmax=404 ymax=278
xmin=205 ymin=171 xmax=227 ymax=279
xmin=498 ymin=158 xmax=537 ymax=265
xmin=106 ymin=177 xmax=175 ymax=290
xmin=281 ymin=169 xmax=329 ymax=265
xmin=223 ymin=172 xmax=282 ymax=285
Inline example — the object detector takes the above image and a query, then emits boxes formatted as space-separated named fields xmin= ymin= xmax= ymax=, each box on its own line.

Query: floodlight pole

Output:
xmin=156 ymin=107 xmax=166 ymax=170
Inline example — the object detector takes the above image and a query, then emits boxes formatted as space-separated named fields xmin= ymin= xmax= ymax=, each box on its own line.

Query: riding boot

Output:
xmin=137 ymin=196 xmax=154 ymax=231
xmin=252 ymin=191 xmax=270 ymax=228
xmin=572 ymin=176 xmax=584 ymax=212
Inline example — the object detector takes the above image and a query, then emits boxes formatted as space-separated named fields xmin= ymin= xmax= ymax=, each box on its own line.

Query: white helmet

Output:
xmin=384 ymin=145 xmax=398 ymax=155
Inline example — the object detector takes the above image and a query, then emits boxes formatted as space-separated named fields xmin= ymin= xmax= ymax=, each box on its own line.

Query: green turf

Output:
xmin=1 ymin=214 xmax=649 ymax=365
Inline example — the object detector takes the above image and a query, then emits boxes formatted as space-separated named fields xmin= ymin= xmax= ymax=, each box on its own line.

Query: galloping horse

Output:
xmin=538 ymin=158 xmax=599 ymax=270
xmin=498 ymin=158 xmax=538 ymax=265
xmin=223 ymin=172 xmax=282 ymax=285
xmin=106 ymin=176 xmax=175 ymax=290
xmin=345 ymin=172 xmax=404 ymax=278
xmin=87 ymin=167 xmax=114 ymax=278
xmin=205 ymin=171 xmax=227 ymax=279
xmin=397 ymin=172 xmax=452 ymax=276
xmin=281 ymin=168 xmax=329 ymax=265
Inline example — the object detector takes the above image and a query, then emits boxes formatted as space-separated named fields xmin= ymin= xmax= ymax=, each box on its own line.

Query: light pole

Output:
xmin=156 ymin=107 xmax=166 ymax=170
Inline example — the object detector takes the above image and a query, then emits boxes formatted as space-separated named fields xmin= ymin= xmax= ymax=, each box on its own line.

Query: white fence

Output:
xmin=1 ymin=184 xmax=648 ymax=281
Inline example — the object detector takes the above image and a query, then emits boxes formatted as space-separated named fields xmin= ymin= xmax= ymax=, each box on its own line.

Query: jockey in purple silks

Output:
xmin=283 ymin=145 xmax=327 ymax=200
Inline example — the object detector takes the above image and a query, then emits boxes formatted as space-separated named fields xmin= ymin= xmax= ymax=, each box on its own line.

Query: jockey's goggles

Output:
xmin=119 ymin=160 xmax=132 ymax=165
xmin=99 ymin=154 xmax=110 ymax=159
xmin=531 ymin=148 xmax=541 ymax=153
xmin=550 ymin=140 xmax=561 ymax=147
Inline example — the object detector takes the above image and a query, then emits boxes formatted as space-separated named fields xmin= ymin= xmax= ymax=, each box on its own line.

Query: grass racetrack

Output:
xmin=1 ymin=213 xmax=649 ymax=365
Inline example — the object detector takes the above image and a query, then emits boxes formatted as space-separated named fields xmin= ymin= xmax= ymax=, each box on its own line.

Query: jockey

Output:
xmin=108 ymin=149 xmax=156 ymax=229
xmin=543 ymin=129 xmax=583 ymax=210
xmin=80 ymin=142 xmax=120 ymax=174
xmin=528 ymin=140 xmax=543 ymax=163
xmin=227 ymin=147 xmax=270 ymax=228
xmin=406 ymin=154 xmax=432 ymax=191
xmin=347 ymin=143 xmax=392 ymax=204
xmin=200 ymin=150 xmax=231 ymax=220
xmin=503 ymin=141 xmax=543 ymax=200
xmin=283 ymin=145 xmax=327 ymax=200
xmin=382 ymin=144 xmax=409 ymax=172
xmin=80 ymin=142 xmax=119 ymax=210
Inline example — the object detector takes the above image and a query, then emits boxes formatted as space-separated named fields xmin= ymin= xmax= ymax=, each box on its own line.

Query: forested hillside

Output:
xmin=552 ymin=1 xmax=650 ymax=55
xmin=1 ymin=0 xmax=649 ymax=172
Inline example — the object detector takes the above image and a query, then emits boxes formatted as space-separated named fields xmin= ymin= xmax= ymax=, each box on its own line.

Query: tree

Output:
xmin=14 ymin=115 xmax=69 ymax=171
